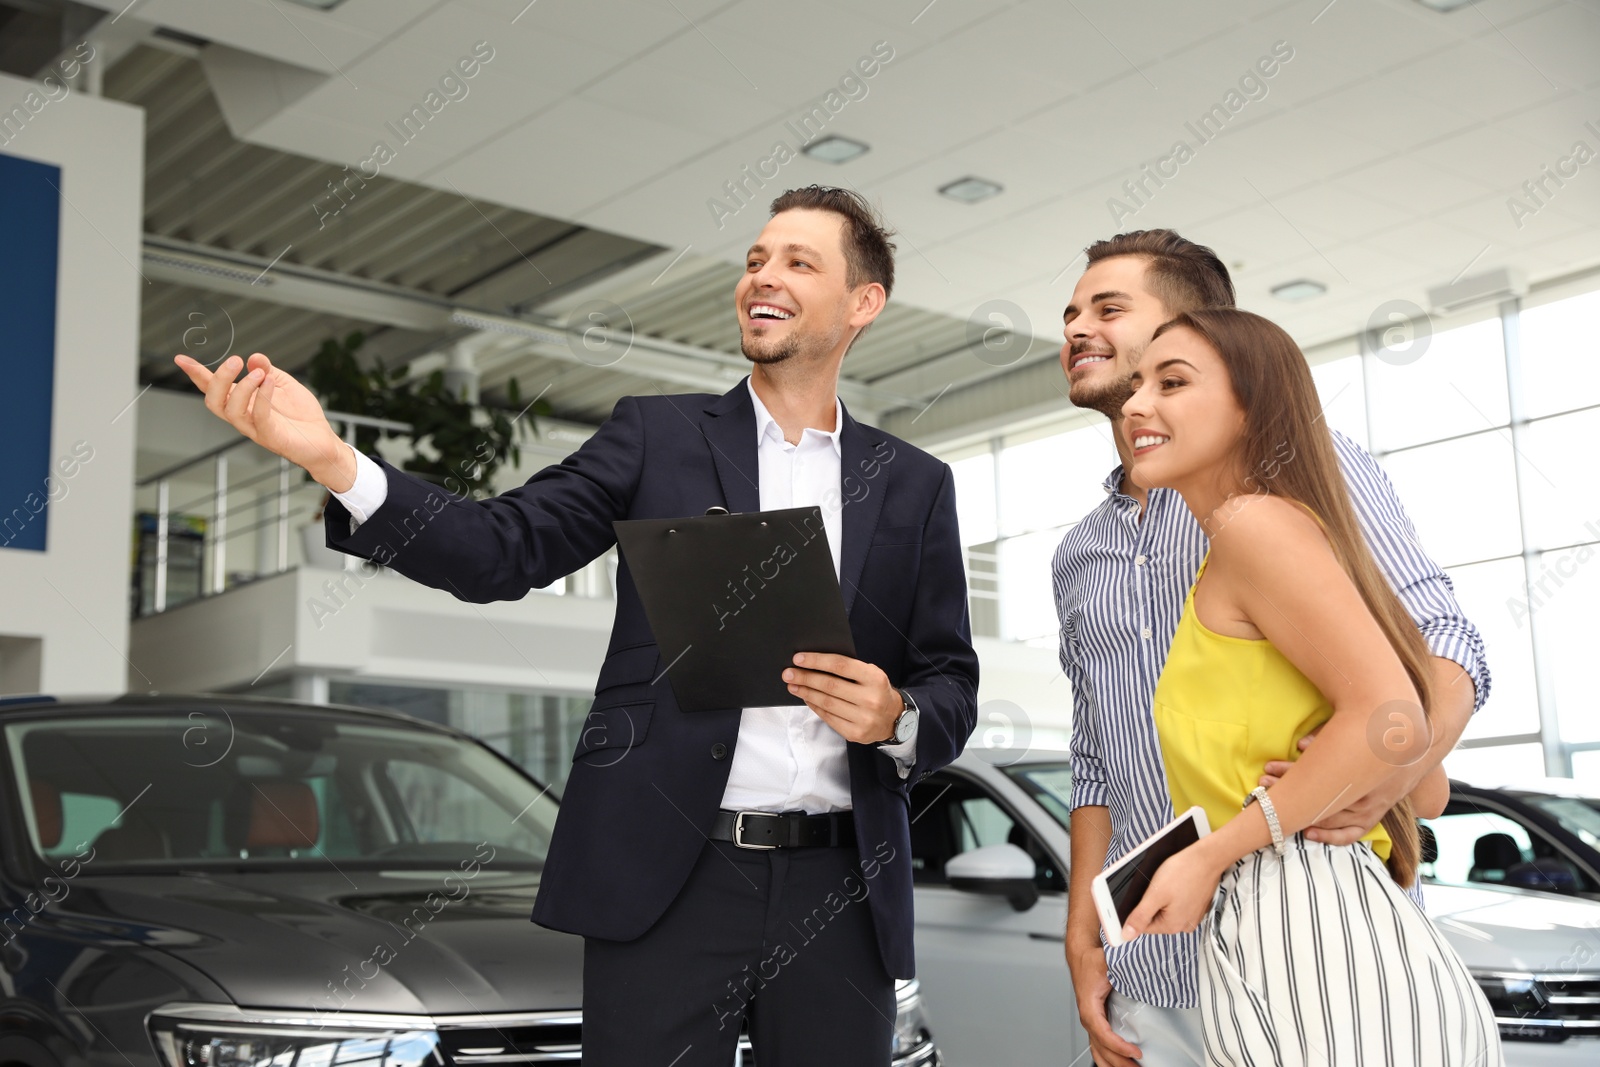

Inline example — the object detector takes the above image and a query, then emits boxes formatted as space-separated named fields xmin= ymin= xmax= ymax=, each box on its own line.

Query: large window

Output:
xmin=942 ymin=278 xmax=1600 ymax=780
xmin=1343 ymin=289 xmax=1599 ymax=779
xmin=1443 ymin=558 xmax=1539 ymax=742
xmin=949 ymin=421 xmax=1118 ymax=644
xmin=1378 ymin=431 xmax=1521 ymax=567
xmin=1520 ymin=288 xmax=1600 ymax=420
xmin=1365 ymin=318 xmax=1508 ymax=453
xmin=1309 ymin=345 xmax=1367 ymax=447
xmin=1520 ymin=407 xmax=1600 ymax=550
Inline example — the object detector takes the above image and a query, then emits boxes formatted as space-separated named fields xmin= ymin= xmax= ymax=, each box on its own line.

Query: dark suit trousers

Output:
xmin=581 ymin=837 xmax=896 ymax=1066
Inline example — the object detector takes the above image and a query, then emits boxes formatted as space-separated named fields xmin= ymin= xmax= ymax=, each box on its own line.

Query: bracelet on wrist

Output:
xmin=1244 ymin=785 xmax=1287 ymax=856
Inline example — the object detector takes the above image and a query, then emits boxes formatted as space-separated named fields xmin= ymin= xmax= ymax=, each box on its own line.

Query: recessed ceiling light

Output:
xmin=939 ymin=177 xmax=1003 ymax=204
xmin=802 ymin=136 xmax=870 ymax=164
xmin=1413 ymin=0 xmax=1476 ymax=11
xmin=282 ymin=0 xmax=349 ymax=9
xmin=1271 ymin=279 xmax=1327 ymax=302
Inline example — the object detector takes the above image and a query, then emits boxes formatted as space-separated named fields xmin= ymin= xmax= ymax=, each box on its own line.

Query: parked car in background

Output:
xmin=0 ymin=695 xmax=938 ymax=1067
xmin=910 ymin=747 xmax=1600 ymax=1066
xmin=1425 ymin=778 xmax=1600 ymax=900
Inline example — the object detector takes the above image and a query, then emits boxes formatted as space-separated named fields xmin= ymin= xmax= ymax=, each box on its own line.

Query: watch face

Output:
xmin=895 ymin=708 xmax=917 ymax=743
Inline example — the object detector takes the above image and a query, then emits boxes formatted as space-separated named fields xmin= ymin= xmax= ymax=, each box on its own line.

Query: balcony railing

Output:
xmin=132 ymin=412 xmax=617 ymax=616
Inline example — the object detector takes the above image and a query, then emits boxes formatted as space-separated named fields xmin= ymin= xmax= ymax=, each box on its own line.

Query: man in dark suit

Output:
xmin=175 ymin=185 xmax=979 ymax=1065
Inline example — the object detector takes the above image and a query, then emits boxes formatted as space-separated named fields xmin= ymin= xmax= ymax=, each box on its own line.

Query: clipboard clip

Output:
xmin=670 ymin=506 xmax=731 ymax=534
xmin=706 ymin=506 xmax=765 ymax=527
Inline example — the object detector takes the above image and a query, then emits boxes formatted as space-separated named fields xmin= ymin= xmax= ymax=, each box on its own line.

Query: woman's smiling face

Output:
xmin=1120 ymin=324 xmax=1248 ymax=492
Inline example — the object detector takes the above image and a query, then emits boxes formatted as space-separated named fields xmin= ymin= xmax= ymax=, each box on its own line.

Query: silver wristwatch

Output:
xmin=880 ymin=688 xmax=919 ymax=746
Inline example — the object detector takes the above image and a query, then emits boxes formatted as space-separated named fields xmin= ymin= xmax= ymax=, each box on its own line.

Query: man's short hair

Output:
xmin=769 ymin=186 xmax=897 ymax=299
xmin=1083 ymin=229 xmax=1234 ymax=314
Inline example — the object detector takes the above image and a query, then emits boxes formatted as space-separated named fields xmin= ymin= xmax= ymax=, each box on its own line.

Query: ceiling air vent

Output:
xmin=1425 ymin=266 xmax=1528 ymax=315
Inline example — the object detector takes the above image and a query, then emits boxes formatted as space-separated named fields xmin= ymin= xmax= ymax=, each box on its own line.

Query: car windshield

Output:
xmin=3 ymin=708 xmax=558 ymax=872
xmin=1001 ymin=762 xmax=1073 ymax=831
xmin=1522 ymin=794 xmax=1600 ymax=851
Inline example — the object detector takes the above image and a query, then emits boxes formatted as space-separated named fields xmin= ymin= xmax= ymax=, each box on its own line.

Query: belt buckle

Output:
xmin=733 ymin=810 xmax=778 ymax=850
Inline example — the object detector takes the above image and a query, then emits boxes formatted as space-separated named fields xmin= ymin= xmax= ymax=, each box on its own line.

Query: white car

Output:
xmin=909 ymin=746 xmax=1600 ymax=1065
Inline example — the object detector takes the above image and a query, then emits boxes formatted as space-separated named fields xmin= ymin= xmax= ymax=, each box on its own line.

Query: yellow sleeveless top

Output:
xmin=1151 ymin=547 xmax=1392 ymax=861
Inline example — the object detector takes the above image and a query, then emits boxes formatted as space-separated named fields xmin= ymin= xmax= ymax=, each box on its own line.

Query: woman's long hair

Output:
xmin=1151 ymin=308 xmax=1432 ymax=887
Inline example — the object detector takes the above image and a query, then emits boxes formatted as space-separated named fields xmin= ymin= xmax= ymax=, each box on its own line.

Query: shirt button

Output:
xmin=711 ymin=743 xmax=728 ymax=760
xmin=1135 ymin=555 xmax=1147 ymax=566
xmin=1141 ymin=627 xmax=1152 ymax=640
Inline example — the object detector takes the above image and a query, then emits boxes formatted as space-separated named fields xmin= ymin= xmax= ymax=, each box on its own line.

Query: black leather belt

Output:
xmin=710 ymin=809 xmax=856 ymax=849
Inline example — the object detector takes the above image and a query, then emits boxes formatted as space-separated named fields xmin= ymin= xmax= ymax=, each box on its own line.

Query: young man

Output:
xmin=174 ymin=186 xmax=979 ymax=1066
xmin=1052 ymin=230 xmax=1489 ymax=1067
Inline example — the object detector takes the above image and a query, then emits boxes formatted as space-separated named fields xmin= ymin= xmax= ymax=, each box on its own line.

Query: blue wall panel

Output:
xmin=0 ymin=152 xmax=62 ymax=553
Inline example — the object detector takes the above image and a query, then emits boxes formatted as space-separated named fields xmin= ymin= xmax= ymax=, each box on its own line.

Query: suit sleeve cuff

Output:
xmin=878 ymin=719 xmax=918 ymax=779
xmin=330 ymin=446 xmax=388 ymax=528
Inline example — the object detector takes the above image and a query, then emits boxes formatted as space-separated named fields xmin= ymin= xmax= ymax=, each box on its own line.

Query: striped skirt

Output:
xmin=1200 ymin=835 xmax=1503 ymax=1067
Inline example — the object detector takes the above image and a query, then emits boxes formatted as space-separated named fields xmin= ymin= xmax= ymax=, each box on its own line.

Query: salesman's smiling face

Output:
xmin=737 ymin=208 xmax=861 ymax=367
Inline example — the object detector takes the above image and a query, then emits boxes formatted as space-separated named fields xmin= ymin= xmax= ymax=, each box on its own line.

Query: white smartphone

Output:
xmin=1092 ymin=805 xmax=1211 ymax=947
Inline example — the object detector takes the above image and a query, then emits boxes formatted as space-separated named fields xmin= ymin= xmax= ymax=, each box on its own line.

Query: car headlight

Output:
xmin=1471 ymin=972 xmax=1566 ymax=1043
xmin=892 ymin=979 xmax=937 ymax=1060
xmin=149 ymin=1005 xmax=443 ymax=1067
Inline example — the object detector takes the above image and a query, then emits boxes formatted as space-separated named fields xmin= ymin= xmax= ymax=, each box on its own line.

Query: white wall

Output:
xmin=129 ymin=564 xmax=613 ymax=695
xmin=0 ymin=72 xmax=143 ymax=695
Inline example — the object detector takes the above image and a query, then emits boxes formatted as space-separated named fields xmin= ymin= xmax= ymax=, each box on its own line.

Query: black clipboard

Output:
xmin=612 ymin=506 xmax=856 ymax=712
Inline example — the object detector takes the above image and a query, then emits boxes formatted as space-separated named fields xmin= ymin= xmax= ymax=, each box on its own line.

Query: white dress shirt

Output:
xmin=330 ymin=378 xmax=916 ymax=814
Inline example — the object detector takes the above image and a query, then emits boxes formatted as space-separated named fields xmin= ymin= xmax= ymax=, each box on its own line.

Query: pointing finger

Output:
xmin=173 ymin=353 xmax=215 ymax=391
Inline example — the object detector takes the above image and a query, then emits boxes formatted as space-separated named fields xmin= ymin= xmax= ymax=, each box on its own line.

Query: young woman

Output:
xmin=1116 ymin=308 xmax=1501 ymax=1066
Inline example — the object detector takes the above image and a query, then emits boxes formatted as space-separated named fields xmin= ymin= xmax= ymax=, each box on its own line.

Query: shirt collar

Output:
xmin=1101 ymin=464 xmax=1126 ymax=495
xmin=746 ymin=377 xmax=843 ymax=457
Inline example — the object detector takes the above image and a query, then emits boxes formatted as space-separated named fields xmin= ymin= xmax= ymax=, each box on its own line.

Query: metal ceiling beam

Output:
xmin=145 ymin=233 xmax=454 ymax=331
xmin=868 ymin=331 xmax=1062 ymax=403
xmin=142 ymin=235 xmax=921 ymax=414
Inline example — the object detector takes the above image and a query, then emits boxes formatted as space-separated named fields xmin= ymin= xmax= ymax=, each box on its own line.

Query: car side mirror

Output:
xmin=945 ymin=843 xmax=1039 ymax=911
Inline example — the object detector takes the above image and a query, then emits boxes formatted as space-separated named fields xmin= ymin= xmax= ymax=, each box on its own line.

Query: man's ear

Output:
xmin=848 ymin=281 xmax=888 ymax=330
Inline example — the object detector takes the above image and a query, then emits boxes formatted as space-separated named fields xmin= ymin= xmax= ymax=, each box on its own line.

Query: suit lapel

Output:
xmin=837 ymin=405 xmax=888 ymax=618
xmin=699 ymin=379 xmax=761 ymax=514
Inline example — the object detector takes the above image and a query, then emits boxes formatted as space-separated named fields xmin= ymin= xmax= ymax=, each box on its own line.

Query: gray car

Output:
xmin=909 ymin=746 xmax=1600 ymax=1065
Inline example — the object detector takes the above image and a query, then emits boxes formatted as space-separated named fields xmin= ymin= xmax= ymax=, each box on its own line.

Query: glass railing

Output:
xmin=131 ymin=412 xmax=616 ymax=616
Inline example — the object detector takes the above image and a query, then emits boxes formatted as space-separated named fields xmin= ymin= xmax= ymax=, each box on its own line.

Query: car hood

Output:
xmin=54 ymin=868 xmax=580 ymax=1016
xmin=1424 ymin=881 xmax=1600 ymax=973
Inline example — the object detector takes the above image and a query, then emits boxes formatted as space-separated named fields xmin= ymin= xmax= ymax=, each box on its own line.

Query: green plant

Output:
xmin=304 ymin=330 xmax=547 ymax=498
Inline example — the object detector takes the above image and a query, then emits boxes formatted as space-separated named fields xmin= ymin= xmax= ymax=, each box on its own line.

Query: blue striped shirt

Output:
xmin=1053 ymin=428 xmax=1490 ymax=1009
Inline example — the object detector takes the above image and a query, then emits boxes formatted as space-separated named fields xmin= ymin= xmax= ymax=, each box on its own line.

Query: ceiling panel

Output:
xmin=1410 ymin=122 xmax=1559 ymax=195
xmin=1385 ymin=36 xmax=1573 ymax=123
xmin=68 ymin=0 xmax=1600 ymax=451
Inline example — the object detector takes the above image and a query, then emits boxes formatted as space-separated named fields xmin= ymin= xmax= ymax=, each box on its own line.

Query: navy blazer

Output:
xmin=323 ymin=379 xmax=979 ymax=978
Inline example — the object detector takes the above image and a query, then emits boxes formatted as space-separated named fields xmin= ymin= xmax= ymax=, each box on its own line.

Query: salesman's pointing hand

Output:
xmin=173 ymin=353 xmax=357 ymax=492
xmin=784 ymin=652 xmax=902 ymax=744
